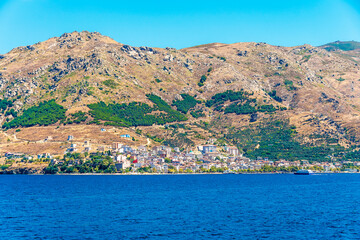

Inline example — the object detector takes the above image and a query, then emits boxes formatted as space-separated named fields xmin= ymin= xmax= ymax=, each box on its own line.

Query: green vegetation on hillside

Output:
xmin=64 ymin=111 xmax=88 ymax=124
xmin=102 ymin=79 xmax=118 ymax=89
xmin=3 ymin=100 xmax=66 ymax=129
xmin=321 ymin=41 xmax=360 ymax=51
xmin=198 ymin=75 xmax=207 ymax=87
xmin=206 ymin=90 xmax=251 ymax=108
xmin=302 ymin=55 xmax=311 ymax=62
xmin=226 ymin=119 xmax=345 ymax=161
xmin=284 ymin=80 xmax=296 ymax=91
xmin=268 ymin=90 xmax=283 ymax=102
xmin=88 ymin=94 xmax=187 ymax=127
xmin=225 ymin=102 xmax=257 ymax=114
xmin=147 ymin=94 xmax=187 ymax=121
xmin=0 ymin=99 xmax=13 ymax=113
xmin=190 ymin=109 xmax=205 ymax=118
xmin=257 ymin=104 xmax=277 ymax=112
xmin=343 ymin=150 xmax=360 ymax=161
xmin=5 ymin=108 xmax=17 ymax=118
xmin=206 ymin=90 xmax=279 ymax=115
xmin=45 ymin=153 xmax=116 ymax=174
xmin=172 ymin=94 xmax=198 ymax=114
xmin=88 ymin=102 xmax=156 ymax=127
xmin=2 ymin=95 xmax=187 ymax=129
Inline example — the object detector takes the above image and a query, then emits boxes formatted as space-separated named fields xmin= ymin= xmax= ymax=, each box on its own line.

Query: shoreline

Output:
xmin=1 ymin=171 xmax=353 ymax=176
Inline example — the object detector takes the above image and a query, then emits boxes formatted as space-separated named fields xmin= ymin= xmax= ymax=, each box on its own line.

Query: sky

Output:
xmin=0 ymin=0 xmax=359 ymax=54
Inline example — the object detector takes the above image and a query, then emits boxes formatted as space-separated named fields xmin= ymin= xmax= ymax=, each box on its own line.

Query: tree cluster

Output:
xmin=3 ymin=100 xmax=66 ymax=129
xmin=172 ymin=94 xmax=198 ymax=114
xmin=88 ymin=94 xmax=187 ymax=127
xmin=226 ymin=119 xmax=345 ymax=161
xmin=206 ymin=90 xmax=278 ymax=115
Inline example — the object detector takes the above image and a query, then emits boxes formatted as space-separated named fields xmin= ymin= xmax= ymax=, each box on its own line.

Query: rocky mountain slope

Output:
xmin=0 ymin=31 xmax=360 ymax=157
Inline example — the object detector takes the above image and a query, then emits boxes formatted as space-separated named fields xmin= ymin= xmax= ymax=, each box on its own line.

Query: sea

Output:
xmin=1 ymin=174 xmax=360 ymax=239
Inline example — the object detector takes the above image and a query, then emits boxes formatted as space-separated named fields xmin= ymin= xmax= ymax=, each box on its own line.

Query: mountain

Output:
xmin=1 ymin=31 xmax=360 ymax=160
xmin=319 ymin=41 xmax=360 ymax=63
xmin=319 ymin=41 xmax=360 ymax=52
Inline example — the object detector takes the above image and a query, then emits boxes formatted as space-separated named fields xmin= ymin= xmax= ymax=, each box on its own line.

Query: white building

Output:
xmin=227 ymin=146 xmax=239 ymax=156
xmin=115 ymin=159 xmax=131 ymax=170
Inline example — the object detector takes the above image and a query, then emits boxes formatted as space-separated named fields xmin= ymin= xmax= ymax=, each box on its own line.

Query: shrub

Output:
xmin=284 ymin=80 xmax=296 ymax=91
xmin=190 ymin=110 xmax=205 ymax=118
xmin=0 ymin=98 xmax=13 ymax=112
xmin=198 ymin=75 xmax=207 ymax=87
xmin=102 ymin=79 xmax=118 ymax=89
xmin=268 ymin=90 xmax=283 ymax=102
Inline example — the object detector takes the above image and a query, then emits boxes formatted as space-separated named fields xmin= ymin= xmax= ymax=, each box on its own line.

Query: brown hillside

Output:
xmin=0 ymin=31 xmax=360 ymax=154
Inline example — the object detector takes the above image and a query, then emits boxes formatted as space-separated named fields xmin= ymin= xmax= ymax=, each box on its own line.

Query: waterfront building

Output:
xmin=115 ymin=159 xmax=131 ymax=170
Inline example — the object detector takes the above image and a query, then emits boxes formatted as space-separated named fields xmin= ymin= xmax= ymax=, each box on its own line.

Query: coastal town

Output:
xmin=1 ymin=133 xmax=360 ymax=174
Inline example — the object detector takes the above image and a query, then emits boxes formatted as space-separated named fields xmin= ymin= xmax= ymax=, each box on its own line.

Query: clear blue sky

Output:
xmin=0 ymin=0 xmax=359 ymax=54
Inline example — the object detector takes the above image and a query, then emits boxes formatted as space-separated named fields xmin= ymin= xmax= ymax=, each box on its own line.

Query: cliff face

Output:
xmin=0 ymin=31 xmax=360 ymax=153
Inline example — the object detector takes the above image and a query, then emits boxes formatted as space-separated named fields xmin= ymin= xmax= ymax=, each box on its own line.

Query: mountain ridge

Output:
xmin=5 ymin=31 xmax=359 ymax=54
xmin=1 ymin=31 xmax=360 ymax=157
xmin=319 ymin=40 xmax=360 ymax=52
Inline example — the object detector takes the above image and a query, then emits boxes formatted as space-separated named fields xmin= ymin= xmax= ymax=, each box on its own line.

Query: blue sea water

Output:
xmin=1 ymin=174 xmax=360 ymax=239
